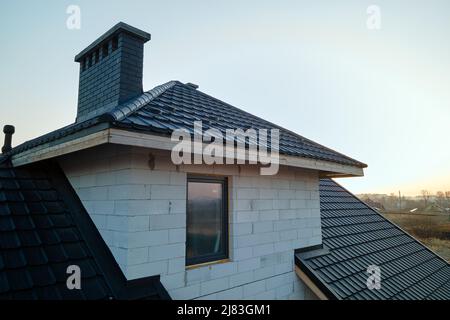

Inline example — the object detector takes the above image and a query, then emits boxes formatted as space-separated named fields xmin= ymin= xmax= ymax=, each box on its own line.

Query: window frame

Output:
xmin=186 ymin=175 xmax=229 ymax=266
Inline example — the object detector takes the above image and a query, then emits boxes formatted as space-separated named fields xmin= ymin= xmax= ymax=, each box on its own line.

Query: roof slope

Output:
xmin=296 ymin=179 xmax=450 ymax=300
xmin=0 ymin=162 xmax=169 ymax=300
xmin=9 ymin=81 xmax=366 ymax=169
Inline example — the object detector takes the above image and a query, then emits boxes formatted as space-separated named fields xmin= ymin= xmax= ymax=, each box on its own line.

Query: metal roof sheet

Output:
xmin=296 ymin=179 xmax=450 ymax=300
xmin=9 ymin=81 xmax=366 ymax=169
xmin=0 ymin=162 xmax=169 ymax=300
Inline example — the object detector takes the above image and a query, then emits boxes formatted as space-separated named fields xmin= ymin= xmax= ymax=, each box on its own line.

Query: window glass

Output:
xmin=186 ymin=178 xmax=227 ymax=265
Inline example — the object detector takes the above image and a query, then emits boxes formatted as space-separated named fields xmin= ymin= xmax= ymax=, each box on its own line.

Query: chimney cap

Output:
xmin=74 ymin=22 xmax=151 ymax=62
xmin=2 ymin=125 xmax=15 ymax=154
xmin=3 ymin=125 xmax=15 ymax=134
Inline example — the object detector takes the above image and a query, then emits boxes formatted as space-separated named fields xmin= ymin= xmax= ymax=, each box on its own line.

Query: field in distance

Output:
xmin=381 ymin=211 xmax=450 ymax=262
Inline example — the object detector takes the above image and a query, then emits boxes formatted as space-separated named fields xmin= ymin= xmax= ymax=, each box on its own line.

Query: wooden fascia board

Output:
xmin=12 ymin=127 xmax=365 ymax=177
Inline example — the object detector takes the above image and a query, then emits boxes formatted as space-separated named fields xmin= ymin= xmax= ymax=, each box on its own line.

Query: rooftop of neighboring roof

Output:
xmin=0 ymin=161 xmax=169 ymax=300
xmin=296 ymin=179 xmax=450 ymax=300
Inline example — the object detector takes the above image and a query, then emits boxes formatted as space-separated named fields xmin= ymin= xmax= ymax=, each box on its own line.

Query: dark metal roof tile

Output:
xmin=296 ymin=179 xmax=450 ymax=300
xmin=0 ymin=165 xmax=171 ymax=300
xmin=0 ymin=232 xmax=21 ymax=249
xmin=3 ymin=250 xmax=27 ymax=269
xmin=18 ymin=231 xmax=42 ymax=247
xmin=29 ymin=265 xmax=57 ymax=287
xmin=0 ymin=217 xmax=15 ymax=231
xmin=12 ymin=215 xmax=36 ymax=230
xmin=6 ymin=269 xmax=33 ymax=291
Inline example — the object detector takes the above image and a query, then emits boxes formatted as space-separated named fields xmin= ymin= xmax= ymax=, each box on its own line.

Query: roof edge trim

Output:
xmin=294 ymin=264 xmax=334 ymax=300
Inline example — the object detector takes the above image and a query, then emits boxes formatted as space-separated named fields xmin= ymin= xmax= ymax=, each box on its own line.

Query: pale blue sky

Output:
xmin=1 ymin=1 xmax=449 ymax=195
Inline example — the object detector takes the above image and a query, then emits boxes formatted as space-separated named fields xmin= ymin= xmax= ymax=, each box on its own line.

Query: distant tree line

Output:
xmin=359 ymin=190 xmax=450 ymax=212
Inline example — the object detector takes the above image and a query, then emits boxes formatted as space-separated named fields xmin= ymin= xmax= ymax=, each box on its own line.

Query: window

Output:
xmin=186 ymin=176 xmax=228 ymax=266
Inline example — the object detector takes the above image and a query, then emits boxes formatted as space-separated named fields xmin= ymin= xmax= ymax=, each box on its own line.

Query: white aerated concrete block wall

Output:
xmin=59 ymin=144 xmax=321 ymax=300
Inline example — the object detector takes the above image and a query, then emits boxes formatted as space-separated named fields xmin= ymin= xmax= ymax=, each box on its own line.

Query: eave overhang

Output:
xmin=11 ymin=127 xmax=364 ymax=177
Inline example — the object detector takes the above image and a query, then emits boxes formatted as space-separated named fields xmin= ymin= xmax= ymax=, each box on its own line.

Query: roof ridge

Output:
xmin=100 ymin=80 xmax=179 ymax=122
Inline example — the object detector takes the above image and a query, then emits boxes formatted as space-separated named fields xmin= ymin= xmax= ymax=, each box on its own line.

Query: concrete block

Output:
xmin=125 ymin=230 xmax=168 ymax=248
xmin=279 ymin=210 xmax=297 ymax=220
xmin=168 ymin=257 xmax=186 ymax=274
xmin=186 ymin=267 xmax=212 ymax=285
xmin=278 ymin=189 xmax=295 ymax=199
xmin=127 ymin=260 xmax=168 ymax=279
xmin=216 ymin=286 xmax=244 ymax=300
xmin=169 ymin=228 xmax=186 ymax=243
xmin=280 ymin=229 xmax=297 ymax=241
xmin=272 ymin=199 xmax=290 ymax=210
xmin=229 ymin=271 xmax=253 ymax=287
xmin=232 ymin=223 xmax=252 ymax=236
xmin=252 ymin=243 xmax=274 ymax=257
xmin=150 ymin=185 xmax=186 ymax=200
xmin=78 ymin=174 xmax=97 ymax=188
xmin=243 ymin=280 xmax=265 ymax=297
xmin=233 ymin=247 xmax=253 ymax=261
xmin=276 ymin=283 xmax=293 ymax=298
xmin=169 ymin=200 xmax=186 ymax=214
xmin=108 ymin=184 xmax=149 ymax=200
xmin=107 ymin=215 xmax=129 ymax=232
xmin=236 ymin=188 xmax=259 ymax=199
xmin=290 ymin=199 xmax=306 ymax=209
xmin=235 ymin=211 xmax=259 ymax=223
xmin=161 ymin=272 xmax=185 ymax=290
xmin=275 ymin=262 xmax=293 ymax=274
xmin=92 ymin=200 xmax=114 ymax=215
xmin=170 ymin=284 xmax=200 ymax=300
xmin=253 ymin=266 xmax=275 ymax=281
xmin=238 ymin=257 xmax=261 ymax=272
xmin=90 ymin=214 xmax=107 ymax=229
xmin=129 ymin=215 xmax=150 ymax=231
xmin=148 ymin=243 xmax=185 ymax=261
xmin=259 ymin=189 xmax=276 ymax=200
xmin=259 ymin=210 xmax=279 ymax=221
xmin=95 ymin=172 xmax=116 ymax=186
xmin=253 ymin=200 xmax=273 ymax=210
xmin=200 ymin=277 xmax=230 ymax=296
xmin=128 ymin=247 xmax=149 ymax=265
xmin=252 ymin=221 xmax=273 ymax=234
xmin=246 ymin=289 xmax=275 ymax=300
xmin=169 ymin=171 xmax=186 ymax=186
xmin=149 ymin=214 xmax=186 ymax=230
xmin=210 ymin=262 xmax=238 ymax=279
xmin=235 ymin=199 xmax=252 ymax=211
